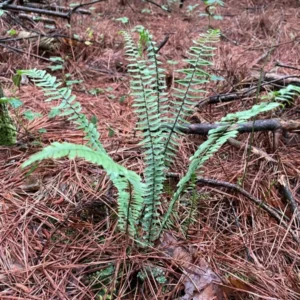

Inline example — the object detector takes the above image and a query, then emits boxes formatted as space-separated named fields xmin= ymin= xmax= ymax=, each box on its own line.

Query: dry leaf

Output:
xmin=228 ymin=276 xmax=254 ymax=292
xmin=160 ymin=232 xmax=226 ymax=300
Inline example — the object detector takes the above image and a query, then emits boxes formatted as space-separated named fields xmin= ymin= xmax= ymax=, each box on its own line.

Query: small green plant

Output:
xmin=17 ymin=68 xmax=144 ymax=238
xmin=137 ymin=266 xmax=167 ymax=284
xmin=187 ymin=4 xmax=199 ymax=14
xmin=265 ymin=84 xmax=300 ymax=104
xmin=88 ymin=264 xmax=116 ymax=298
xmin=141 ymin=8 xmax=151 ymax=14
xmin=49 ymin=56 xmax=65 ymax=71
xmin=0 ymin=86 xmax=17 ymax=145
xmin=88 ymin=88 xmax=105 ymax=96
xmin=200 ymin=0 xmax=224 ymax=27
xmin=19 ymin=28 xmax=289 ymax=245
xmin=116 ymin=17 xmax=129 ymax=24
xmin=7 ymin=28 xmax=17 ymax=36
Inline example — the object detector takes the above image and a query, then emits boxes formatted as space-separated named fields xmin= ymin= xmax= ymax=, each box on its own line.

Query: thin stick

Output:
xmin=0 ymin=42 xmax=51 ymax=62
xmin=155 ymin=35 xmax=169 ymax=54
xmin=275 ymin=61 xmax=300 ymax=72
xmin=196 ymin=177 xmax=299 ymax=243
xmin=227 ymin=138 xmax=277 ymax=163
xmin=197 ymin=75 xmax=300 ymax=108
xmin=278 ymin=176 xmax=300 ymax=226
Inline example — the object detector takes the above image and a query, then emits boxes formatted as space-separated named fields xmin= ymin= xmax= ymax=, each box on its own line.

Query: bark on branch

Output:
xmin=172 ymin=119 xmax=300 ymax=135
xmin=1 ymin=0 xmax=105 ymax=20
xmin=23 ymin=3 xmax=91 ymax=15
xmin=251 ymin=71 xmax=300 ymax=86
xmin=1 ymin=4 xmax=73 ymax=19
xmin=278 ymin=176 xmax=300 ymax=226
xmin=197 ymin=73 xmax=300 ymax=107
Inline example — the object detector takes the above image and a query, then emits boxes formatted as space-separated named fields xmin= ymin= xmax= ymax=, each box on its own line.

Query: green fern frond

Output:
xmin=144 ymin=33 xmax=168 ymax=116
xmin=272 ymin=84 xmax=300 ymax=105
xmin=163 ymin=29 xmax=220 ymax=163
xmin=123 ymin=30 xmax=167 ymax=241
xmin=22 ymin=142 xmax=144 ymax=236
xmin=18 ymin=69 xmax=145 ymax=238
xmin=123 ymin=29 xmax=220 ymax=241
xmin=17 ymin=69 xmax=105 ymax=153
xmin=158 ymin=101 xmax=280 ymax=236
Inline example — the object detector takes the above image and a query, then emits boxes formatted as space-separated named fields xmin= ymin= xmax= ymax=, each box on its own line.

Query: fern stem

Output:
xmin=163 ymin=57 xmax=199 ymax=157
xmin=147 ymin=38 xmax=163 ymax=115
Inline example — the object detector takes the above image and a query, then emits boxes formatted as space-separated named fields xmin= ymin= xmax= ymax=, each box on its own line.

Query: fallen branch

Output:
xmin=278 ymin=176 xmax=300 ymax=226
xmin=1 ymin=4 xmax=72 ymax=19
xmin=67 ymin=0 xmax=105 ymax=19
xmin=18 ymin=14 xmax=56 ymax=24
xmin=24 ymin=3 xmax=91 ymax=15
xmin=0 ymin=0 xmax=13 ymax=8
xmin=227 ymin=138 xmax=277 ymax=163
xmin=0 ymin=41 xmax=51 ymax=62
xmin=197 ymin=88 xmax=256 ymax=107
xmin=1 ymin=0 xmax=105 ymax=20
xmin=251 ymin=71 xmax=300 ymax=86
xmin=275 ymin=61 xmax=300 ymax=72
xmin=197 ymin=74 xmax=300 ymax=107
xmin=196 ymin=177 xmax=299 ymax=243
xmin=155 ymin=34 xmax=169 ymax=54
xmin=173 ymin=119 xmax=300 ymax=135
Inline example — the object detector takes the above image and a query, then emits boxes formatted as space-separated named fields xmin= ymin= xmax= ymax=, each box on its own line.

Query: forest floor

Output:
xmin=0 ymin=0 xmax=300 ymax=299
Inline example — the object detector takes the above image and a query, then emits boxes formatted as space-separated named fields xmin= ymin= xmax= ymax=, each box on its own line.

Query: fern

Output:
xmin=19 ymin=70 xmax=144 ymax=237
xmin=164 ymin=29 xmax=220 ymax=162
xmin=158 ymin=101 xmax=280 ymax=235
xmin=20 ymin=28 xmax=292 ymax=244
xmin=270 ymin=84 xmax=300 ymax=105
xmin=123 ymin=29 xmax=220 ymax=241
xmin=18 ymin=69 xmax=105 ymax=153
xmin=123 ymin=30 xmax=166 ymax=241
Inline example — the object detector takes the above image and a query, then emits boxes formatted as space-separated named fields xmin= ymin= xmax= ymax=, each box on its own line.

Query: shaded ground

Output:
xmin=0 ymin=0 xmax=299 ymax=299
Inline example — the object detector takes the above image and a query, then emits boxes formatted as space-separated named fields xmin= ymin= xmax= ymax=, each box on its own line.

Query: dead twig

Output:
xmin=155 ymin=34 xmax=170 ymax=54
xmin=0 ymin=0 xmax=13 ymax=8
xmin=67 ymin=0 xmax=106 ymax=20
xmin=227 ymin=138 xmax=277 ymax=163
xmin=18 ymin=14 xmax=56 ymax=25
xmin=24 ymin=3 xmax=91 ymax=15
xmin=275 ymin=61 xmax=300 ymax=72
xmin=172 ymin=119 xmax=300 ymax=135
xmin=1 ymin=4 xmax=74 ymax=19
xmin=251 ymin=71 xmax=300 ymax=87
xmin=196 ymin=177 xmax=299 ymax=243
xmin=278 ymin=176 xmax=300 ymax=226
xmin=1 ymin=0 xmax=105 ymax=21
xmin=197 ymin=74 xmax=300 ymax=107
xmin=0 ymin=41 xmax=51 ymax=62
